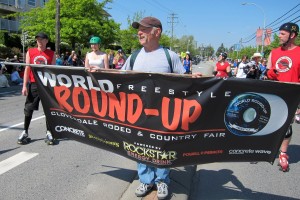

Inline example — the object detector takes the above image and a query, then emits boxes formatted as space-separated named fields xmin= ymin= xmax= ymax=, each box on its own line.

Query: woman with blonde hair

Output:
xmin=85 ymin=36 xmax=109 ymax=72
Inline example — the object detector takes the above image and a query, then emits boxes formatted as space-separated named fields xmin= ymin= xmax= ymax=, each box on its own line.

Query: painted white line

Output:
xmin=0 ymin=115 xmax=45 ymax=133
xmin=0 ymin=91 xmax=15 ymax=95
xmin=0 ymin=151 xmax=39 ymax=175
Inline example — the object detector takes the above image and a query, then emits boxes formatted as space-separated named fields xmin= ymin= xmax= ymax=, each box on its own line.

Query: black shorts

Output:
xmin=24 ymin=83 xmax=40 ymax=114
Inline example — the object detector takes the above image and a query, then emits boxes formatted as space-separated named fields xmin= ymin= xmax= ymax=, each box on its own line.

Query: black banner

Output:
xmin=32 ymin=66 xmax=300 ymax=167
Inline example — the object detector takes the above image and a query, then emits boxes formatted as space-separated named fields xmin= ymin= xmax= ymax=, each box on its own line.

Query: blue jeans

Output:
xmin=137 ymin=163 xmax=170 ymax=185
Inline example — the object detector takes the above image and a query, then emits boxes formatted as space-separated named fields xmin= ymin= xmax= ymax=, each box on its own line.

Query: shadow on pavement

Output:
xmin=92 ymin=164 xmax=136 ymax=183
xmin=0 ymin=147 xmax=20 ymax=155
xmin=189 ymin=169 xmax=298 ymax=200
xmin=287 ymin=144 xmax=300 ymax=164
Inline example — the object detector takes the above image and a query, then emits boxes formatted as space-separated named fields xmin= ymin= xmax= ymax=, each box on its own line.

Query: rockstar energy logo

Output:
xmin=123 ymin=142 xmax=177 ymax=165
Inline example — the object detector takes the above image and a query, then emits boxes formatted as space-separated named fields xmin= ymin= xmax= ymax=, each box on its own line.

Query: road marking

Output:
xmin=0 ymin=152 xmax=38 ymax=175
xmin=0 ymin=91 xmax=15 ymax=95
xmin=0 ymin=115 xmax=45 ymax=132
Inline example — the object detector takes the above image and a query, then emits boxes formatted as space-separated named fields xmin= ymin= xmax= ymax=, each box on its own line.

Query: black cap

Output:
xmin=35 ymin=32 xmax=49 ymax=39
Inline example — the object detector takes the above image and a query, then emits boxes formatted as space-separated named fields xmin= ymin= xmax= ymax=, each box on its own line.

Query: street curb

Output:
xmin=120 ymin=165 xmax=197 ymax=200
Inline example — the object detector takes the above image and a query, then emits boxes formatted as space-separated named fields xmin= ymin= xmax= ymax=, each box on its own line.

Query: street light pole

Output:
xmin=242 ymin=2 xmax=266 ymax=55
xmin=186 ymin=40 xmax=190 ymax=52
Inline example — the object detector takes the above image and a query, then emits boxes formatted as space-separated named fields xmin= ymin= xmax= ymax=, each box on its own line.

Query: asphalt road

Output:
xmin=0 ymin=85 xmax=137 ymax=200
xmin=190 ymin=61 xmax=300 ymax=200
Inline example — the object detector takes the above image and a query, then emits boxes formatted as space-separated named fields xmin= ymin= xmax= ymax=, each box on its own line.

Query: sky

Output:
xmin=105 ymin=0 xmax=300 ymax=50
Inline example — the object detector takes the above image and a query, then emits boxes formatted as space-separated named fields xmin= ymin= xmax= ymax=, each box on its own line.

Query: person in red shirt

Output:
xmin=18 ymin=32 xmax=56 ymax=145
xmin=267 ymin=22 xmax=300 ymax=172
xmin=213 ymin=52 xmax=231 ymax=78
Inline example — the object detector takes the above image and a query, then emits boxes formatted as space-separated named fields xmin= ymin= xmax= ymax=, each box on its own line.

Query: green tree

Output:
xmin=17 ymin=0 xmax=119 ymax=50
xmin=216 ymin=43 xmax=227 ymax=56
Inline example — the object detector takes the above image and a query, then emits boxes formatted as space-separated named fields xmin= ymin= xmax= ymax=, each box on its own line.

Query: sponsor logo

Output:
xmin=183 ymin=150 xmax=224 ymax=157
xmin=88 ymin=134 xmax=119 ymax=148
xmin=229 ymin=149 xmax=271 ymax=155
xmin=123 ymin=142 xmax=177 ymax=166
xmin=55 ymin=125 xmax=85 ymax=137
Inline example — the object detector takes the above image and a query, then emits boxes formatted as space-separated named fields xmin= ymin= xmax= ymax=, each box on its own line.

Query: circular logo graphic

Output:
xmin=276 ymin=56 xmax=292 ymax=73
xmin=224 ymin=93 xmax=288 ymax=136
xmin=224 ymin=93 xmax=271 ymax=136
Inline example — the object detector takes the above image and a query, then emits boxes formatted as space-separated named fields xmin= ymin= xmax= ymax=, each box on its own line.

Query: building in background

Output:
xmin=0 ymin=0 xmax=48 ymax=33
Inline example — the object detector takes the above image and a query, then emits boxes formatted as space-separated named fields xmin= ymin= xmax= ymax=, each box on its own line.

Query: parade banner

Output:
xmin=264 ymin=28 xmax=272 ymax=46
xmin=32 ymin=66 xmax=300 ymax=168
xmin=256 ymin=28 xmax=263 ymax=46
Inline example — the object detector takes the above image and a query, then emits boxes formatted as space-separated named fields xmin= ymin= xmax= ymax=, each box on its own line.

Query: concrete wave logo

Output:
xmin=224 ymin=93 xmax=288 ymax=136
xmin=55 ymin=125 xmax=85 ymax=137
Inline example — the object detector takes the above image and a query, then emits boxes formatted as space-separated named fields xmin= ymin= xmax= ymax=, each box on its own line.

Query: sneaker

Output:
xmin=17 ymin=131 xmax=28 ymax=144
xmin=279 ymin=152 xmax=289 ymax=172
xmin=135 ymin=183 xmax=153 ymax=197
xmin=295 ymin=114 xmax=300 ymax=124
xmin=157 ymin=182 xmax=168 ymax=200
xmin=45 ymin=131 xmax=54 ymax=145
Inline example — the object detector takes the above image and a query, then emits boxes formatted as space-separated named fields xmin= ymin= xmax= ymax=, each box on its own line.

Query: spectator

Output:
xmin=113 ymin=49 xmax=126 ymax=69
xmin=11 ymin=66 xmax=23 ymax=85
xmin=68 ymin=50 xmax=76 ymax=65
xmin=244 ymin=53 xmax=261 ymax=79
xmin=259 ymin=58 xmax=268 ymax=80
xmin=56 ymin=53 xmax=63 ymax=65
xmin=182 ymin=53 xmax=192 ymax=74
xmin=0 ymin=66 xmax=10 ymax=88
xmin=235 ymin=55 xmax=248 ymax=78
xmin=108 ymin=49 xmax=115 ymax=69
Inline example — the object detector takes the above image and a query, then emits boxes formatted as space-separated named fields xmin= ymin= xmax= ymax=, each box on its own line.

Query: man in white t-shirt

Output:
xmin=122 ymin=16 xmax=185 ymax=200
xmin=235 ymin=55 xmax=248 ymax=78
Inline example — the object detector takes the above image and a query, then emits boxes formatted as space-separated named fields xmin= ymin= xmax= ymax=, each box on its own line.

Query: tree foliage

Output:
xmin=18 ymin=0 xmax=119 ymax=50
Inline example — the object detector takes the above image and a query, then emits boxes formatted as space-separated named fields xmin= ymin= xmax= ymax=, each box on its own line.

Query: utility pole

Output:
xmin=55 ymin=0 xmax=61 ymax=54
xmin=167 ymin=13 xmax=178 ymax=51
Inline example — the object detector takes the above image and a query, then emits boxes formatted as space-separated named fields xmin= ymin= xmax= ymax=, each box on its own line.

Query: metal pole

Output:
xmin=242 ymin=2 xmax=266 ymax=54
xmin=55 ymin=0 xmax=61 ymax=54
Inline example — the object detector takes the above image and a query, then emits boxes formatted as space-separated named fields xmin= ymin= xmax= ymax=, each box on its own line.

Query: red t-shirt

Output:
xmin=28 ymin=48 xmax=54 ymax=83
xmin=216 ymin=61 xmax=230 ymax=78
xmin=269 ymin=46 xmax=300 ymax=83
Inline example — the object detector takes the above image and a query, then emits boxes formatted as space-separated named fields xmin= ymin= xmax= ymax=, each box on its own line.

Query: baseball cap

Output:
xmin=132 ymin=16 xmax=163 ymax=31
xmin=35 ymin=32 xmax=49 ymax=39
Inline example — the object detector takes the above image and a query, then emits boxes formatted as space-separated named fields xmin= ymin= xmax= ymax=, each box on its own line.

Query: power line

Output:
xmin=267 ymin=3 xmax=300 ymax=27
xmin=241 ymin=3 xmax=300 ymax=44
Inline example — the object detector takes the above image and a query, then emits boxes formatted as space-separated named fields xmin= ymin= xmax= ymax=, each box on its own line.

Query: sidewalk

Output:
xmin=121 ymin=165 xmax=196 ymax=200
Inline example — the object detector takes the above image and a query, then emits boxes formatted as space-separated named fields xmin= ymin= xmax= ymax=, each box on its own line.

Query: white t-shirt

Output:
xmin=87 ymin=52 xmax=105 ymax=69
xmin=236 ymin=62 xmax=247 ymax=78
xmin=122 ymin=47 xmax=185 ymax=74
xmin=11 ymin=71 xmax=21 ymax=81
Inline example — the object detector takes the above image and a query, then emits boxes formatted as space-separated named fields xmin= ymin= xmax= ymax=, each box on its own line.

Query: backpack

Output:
xmin=129 ymin=47 xmax=173 ymax=73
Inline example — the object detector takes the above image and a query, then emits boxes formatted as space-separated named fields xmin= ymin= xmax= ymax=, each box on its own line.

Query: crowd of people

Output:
xmin=214 ymin=52 xmax=268 ymax=80
xmin=1 ymin=17 xmax=299 ymax=199
xmin=0 ymin=55 xmax=24 ymax=87
xmin=213 ymin=22 xmax=300 ymax=173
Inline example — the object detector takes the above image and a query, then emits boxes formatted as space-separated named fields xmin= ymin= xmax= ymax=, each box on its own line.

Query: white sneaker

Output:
xmin=135 ymin=183 xmax=153 ymax=197
xmin=17 ymin=131 xmax=28 ymax=144
xmin=157 ymin=182 xmax=168 ymax=200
